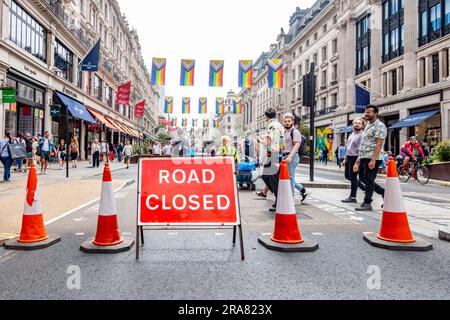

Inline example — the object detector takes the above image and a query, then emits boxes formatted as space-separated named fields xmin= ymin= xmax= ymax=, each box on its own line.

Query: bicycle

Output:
xmin=397 ymin=157 xmax=430 ymax=185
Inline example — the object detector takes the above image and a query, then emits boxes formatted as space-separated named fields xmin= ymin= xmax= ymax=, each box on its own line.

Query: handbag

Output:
xmin=8 ymin=144 xmax=28 ymax=160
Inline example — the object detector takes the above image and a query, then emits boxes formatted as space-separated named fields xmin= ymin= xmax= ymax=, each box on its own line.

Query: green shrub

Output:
xmin=434 ymin=141 xmax=450 ymax=162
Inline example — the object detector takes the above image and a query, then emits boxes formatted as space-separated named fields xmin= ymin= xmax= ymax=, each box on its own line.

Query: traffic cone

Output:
xmin=377 ymin=158 xmax=415 ymax=243
xmin=92 ymin=164 xmax=124 ymax=246
xmin=271 ymin=160 xmax=304 ymax=244
xmin=18 ymin=163 xmax=48 ymax=243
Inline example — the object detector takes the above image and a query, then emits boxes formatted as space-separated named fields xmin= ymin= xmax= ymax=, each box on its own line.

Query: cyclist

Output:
xmin=400 ymin=136 xmax=425 ymax=173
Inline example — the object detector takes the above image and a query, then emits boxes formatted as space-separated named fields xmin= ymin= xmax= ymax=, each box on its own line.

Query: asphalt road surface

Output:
xmin=1 ymin=166 xmax=450 ymax=300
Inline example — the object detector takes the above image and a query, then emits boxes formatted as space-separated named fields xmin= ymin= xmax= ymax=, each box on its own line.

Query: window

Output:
xmin=332 ymin=38 xmax=338 ymax=55
xmin=93 ymin=75 xmax=103 ymax=101
xmin=331 ymin=93 xmax=337 ymax=107
xmin=446 ymin=0 xmax=450 ymax=25
xmin=421 ymin=11 xmax=428 ymax=37
xmin=356 ymin=14 xmax=371 ymax=74
xmin=314 ymin=32 xmax=318 ymax=40
xmin=322 ymin=46 xmax=327 ymax=62
xmin=430 ymin=4 xmax=442 ymax=31
xmin=321 ymin=70 xmax=327 ymax=87
xmin=332 ymin=64 xmax=338 ymax=81
xmin=77 ymin=58 xmax=83 ymax=89
xmin=392 ymin=69 xmax=397 ymax=95
xmin=323 ymin=24 xmax=327 ymax=33
xmin=313 ymin=53 xmax=318 ymax=66
xmin=9 ymin=1 xmax=47 ymax=62
xmin=382 ymin=0 xmax=404 ymax=62
xmin=432 ymin=53 xmax=439 ymax=83
xmin=105 ymin=85 xmax=113 ymax=107
xmin=54 ymin=39 xmax=73 ymax=82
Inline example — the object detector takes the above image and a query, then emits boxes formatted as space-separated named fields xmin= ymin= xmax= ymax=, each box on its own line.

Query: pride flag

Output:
xmin=209 ymin=60 xmax=224 ymax=87
xmin=192 ymin=119 xmax=198 ymax=127
xmin=180 ymin=59 xmax=195 ymax=86
xmin=238 ymin=60 xmax=253 ymax=88
xmin=233 ymin=97 xmax=242 ymax=114
xmin=171 ymin=117 xmax=177 ymax=127
xmin=164 ymin=97 xmax=174 ymax=113
xmin=216 ymin=98 xmax=225 ymax=115
xmin=182 ymin=118 xmax=188 ymax=128
xmin=268 ymin=59 xmax=284 ymax=88
xmin=203 ymin=119 xmax=209 ymax=128
xmin=182 ymin=97 xmax=191 ymax=114
xmin=151 ymin=58 xmax=166 ymax=86
xmin=213 ymin=119 xmax=219 ymax=128
xmin=198 ymin=97 xmax=208 ymax=114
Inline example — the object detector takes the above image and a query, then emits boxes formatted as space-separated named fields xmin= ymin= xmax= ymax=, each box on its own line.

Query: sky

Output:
xmin=117 ymin=0 xmax=317 ymax=124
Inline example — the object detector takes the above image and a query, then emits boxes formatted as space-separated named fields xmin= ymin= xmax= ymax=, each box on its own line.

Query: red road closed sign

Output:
xmin=138 ymin=157 xmax=240 ymax=226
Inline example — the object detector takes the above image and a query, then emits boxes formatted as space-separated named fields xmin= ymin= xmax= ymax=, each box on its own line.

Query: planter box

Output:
xmin=130 ymin=155 xmax=139 ymax=164
xmin=427 ymin=162 xmax=450 ymax=181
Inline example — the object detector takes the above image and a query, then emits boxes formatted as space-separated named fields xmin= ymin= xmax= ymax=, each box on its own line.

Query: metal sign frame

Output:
xmin=135 ymin=155 xmax=245 ymax=261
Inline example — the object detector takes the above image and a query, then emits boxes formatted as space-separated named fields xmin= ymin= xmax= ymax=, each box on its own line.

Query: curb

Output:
xmin=299 ymin=165 xmax=450 ymax=187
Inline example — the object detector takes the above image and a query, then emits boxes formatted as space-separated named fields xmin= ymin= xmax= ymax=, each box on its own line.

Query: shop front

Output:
xmin=316 ymin=125 xmax=334 ymax=161
xmin=4 ymin=71 xmax=46 ymax=138
xmin=381 ymin=114 xmax=400 ymax=155
xmin=388 ymin=108 xmax=441 ymax=154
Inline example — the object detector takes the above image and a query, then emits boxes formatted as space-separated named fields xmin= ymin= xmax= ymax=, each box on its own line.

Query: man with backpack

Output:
xmin=283 ymin=113 xmax=309 ymax=202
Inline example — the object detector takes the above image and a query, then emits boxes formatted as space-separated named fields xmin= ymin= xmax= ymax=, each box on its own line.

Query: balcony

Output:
xmin=43 ymin=0 xmax=92 ymax=49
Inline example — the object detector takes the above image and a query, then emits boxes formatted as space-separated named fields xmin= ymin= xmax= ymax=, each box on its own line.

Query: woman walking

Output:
xmin=123 ymin=140 xmax=133 ymax=169
xmin=91 ymin=139 xmax=101 ymax=168
xmin=57 ymin=138 xmax=67 ymax=170
xmin=70 ymin=137 xmax=79 ymax=168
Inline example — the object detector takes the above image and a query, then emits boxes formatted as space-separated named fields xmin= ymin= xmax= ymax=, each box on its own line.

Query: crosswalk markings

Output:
xmin=312 ymin=232 xmax=324 ymax=236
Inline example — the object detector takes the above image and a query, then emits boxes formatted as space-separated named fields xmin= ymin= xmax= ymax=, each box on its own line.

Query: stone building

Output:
xmin=0 ymin=0 xmax=159 ymax=159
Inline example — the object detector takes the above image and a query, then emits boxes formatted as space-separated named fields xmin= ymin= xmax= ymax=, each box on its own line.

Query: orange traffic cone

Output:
xmin=18 ymin=163 xmax=48 ymax=243
xmin=92 ymin=164 xmax=123 ymax=246
xmin=272 ymin=160 xmax=304 ymax=244
xmin=377 ymin=158 xmax=415 ymax=243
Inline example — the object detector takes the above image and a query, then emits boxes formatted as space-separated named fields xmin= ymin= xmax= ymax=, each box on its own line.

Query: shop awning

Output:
xmin=55 ymin=92 xmax=96 ymax=123
xmin=116 ymin=122 xmax=136 ymax=137
xmin=129 ymin=128 xmax=141 ymax=138
xmin=88 ymin=109 xmax=117 ymax=131
xmin=337 ymin=125 xmax=353 ymax=134
xmin=388 ymin=110 xmax=440 ymax=130
xmin=105 ymin=118 xmax=125 ymax=132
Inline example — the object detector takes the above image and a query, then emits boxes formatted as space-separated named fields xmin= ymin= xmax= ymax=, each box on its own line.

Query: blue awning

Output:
xmin=388 ymin=110 xmax=440 ymax=130
xmin=337 ymin=125 xmax=353 ymax=134
xmin=55 ymin=92 xmax=96 ymax=123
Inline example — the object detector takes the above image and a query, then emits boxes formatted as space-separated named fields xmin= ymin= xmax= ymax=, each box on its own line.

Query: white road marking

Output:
xmin=74 ymin=217 xmax=87 ymax=222
xmin=122 ymin=232 xmax=132 ymax=236
xmin=261 ymin=233 xmax=272 ymax=236
xmin=349 ymin=216 xmax=364 ymax=221
xmin=215 ymin=233 xmax=226 ymax=236
xmin=312 ymin=232 xmax=324 ymax=236
xmin=75 ymin=233 xmax=85 ymax=236
xmin=168 ymin=232 xmax=178 ymax=236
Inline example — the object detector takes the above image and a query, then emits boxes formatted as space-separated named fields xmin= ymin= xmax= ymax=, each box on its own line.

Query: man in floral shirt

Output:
xmin=354 ymin=105 xmax=387 ymax=212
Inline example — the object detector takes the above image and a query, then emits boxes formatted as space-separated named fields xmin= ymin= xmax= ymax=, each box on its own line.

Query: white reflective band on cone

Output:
xmin=276 ymin=180 xmax=296 ymax=215
xmin=23 ymin=187 xmax=43 ymax=216
xmin=383 ymin=178 xmax=406 ymax=213
xmin=99 ymin=182 xmax=117 ymax=216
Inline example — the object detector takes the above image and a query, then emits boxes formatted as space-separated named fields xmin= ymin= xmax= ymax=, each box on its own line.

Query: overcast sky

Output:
xmin=117 ymin=0 xmax=316 ymax=121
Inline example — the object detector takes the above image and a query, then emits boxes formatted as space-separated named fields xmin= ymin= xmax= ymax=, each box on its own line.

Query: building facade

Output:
xmin=240 ymin=0 xmax=450 ymax=157
xmin=0 ymin=0 xmax=159 ymax=159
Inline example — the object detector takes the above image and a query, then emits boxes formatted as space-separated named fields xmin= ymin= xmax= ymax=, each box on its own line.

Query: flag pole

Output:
xmin=355 ymin=81 xmax=384 ymax=97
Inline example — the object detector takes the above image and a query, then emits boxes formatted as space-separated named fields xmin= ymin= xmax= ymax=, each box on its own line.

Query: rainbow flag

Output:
xmin=182 ymin=97 xmax=191 ymax=114
xmin=171 ymin=117 xmax=177 ymax=127
xmin=213 ymin=119 xmax=219 ymax=128
xmin=180 ymin=59 xmax=195 ymax=86
xmin=209 ymin=60 xmax=224 ymax=87
xmin=198 ymin=97 xmax=208 ymax=114
xmin=216 ymin=98 xmax=225 ymax=115
xmin=182 ymin=118 xmax=188 ymax=128
xmin=268 ymin=59 xmax=284 ymax=89
xmin=203 ymin=119 xmax=210 ymax=128
xmin=238 ymin=60 xmax=253 ymax=88
xmin=151 ymin=58 xmax=166 ymax=86
xmin=192 ymin=119 xmax=198 ymax=127
xmin=233 ymin=97 xmax=242 ymax=114
xmin=164 ymin=97 xmax=173 ymax=113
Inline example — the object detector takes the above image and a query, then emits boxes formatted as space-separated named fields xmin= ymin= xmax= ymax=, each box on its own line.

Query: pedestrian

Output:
xmin=100 ymin=140 xmax=108 ymax=163
xmin=341 ymin=118 xmax=367 ymax=204
xmin=0 ymin=130 xmax=13 ymax=182
xmin=91 ymin=139 xmax=101 ymax=168
xmin=23 ymin=133 xmax=33 ymax=172
xmin=337 ymin=144 xmax=347 ymax=169
xmin=38 ymin=131 xmax=51 ymax=175
xmin=240 ymin=131 xmax=257 ymax=163
xmin=117 ymin=142 xmax=124 ymax=163
xmin=14 ymin=133 xmax=26 ymax=173
xmin=282 ymin=113 xmax=302 ymax=197
xmin=123 ymin=140 xmax=133 ymax=169
xmin=56 ymin=138 xmax=67 ymax=170
xmin=292 ymin=115 xmax=309 ymax=202
xmin=32 ymin=136 xmax=39 ymax=164
xmin=219 ymin=135 xmax=239 ymax=167
xmin=152 ymin=142 xmax=161 ymax=156
xmin=322 ymin=147 xmax=329 ymax=165
xmin=261 ymin=107 xmax=285 ymax=213
xmin=353 ymin=105 xmax=387 ymax=212
xmin=70 ymin=137 xmax=79 ymax=168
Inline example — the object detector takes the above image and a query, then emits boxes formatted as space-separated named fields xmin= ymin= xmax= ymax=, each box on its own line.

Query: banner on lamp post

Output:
xmin=116 ymin=81 xmax=132 ymax=106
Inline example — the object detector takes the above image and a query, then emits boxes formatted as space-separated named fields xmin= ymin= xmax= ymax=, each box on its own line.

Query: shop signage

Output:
xmin=50 ymin=105 xmax=61 ymax=117
xmin=0 ymin=89 xmax=17 ymax=103
xmin=63 ymin=87 xmax=78 ymax=99
xmin=24 ymin=65 xmax=38 ymax=77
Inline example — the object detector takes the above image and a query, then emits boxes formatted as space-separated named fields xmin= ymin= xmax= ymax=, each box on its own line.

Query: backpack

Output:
xmin=291 ymin=129 xmax=307 ymax=157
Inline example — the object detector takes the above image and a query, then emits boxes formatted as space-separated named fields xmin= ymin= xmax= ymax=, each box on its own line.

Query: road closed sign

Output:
xmin=138 ymin=157 xmax=240 ymax=226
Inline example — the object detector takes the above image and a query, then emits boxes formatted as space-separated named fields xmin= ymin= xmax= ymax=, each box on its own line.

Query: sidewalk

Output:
xmin=0 ymin=160 xmax=132 ymax=237
xmin=300 ymin=162 xmax=450 ymax=187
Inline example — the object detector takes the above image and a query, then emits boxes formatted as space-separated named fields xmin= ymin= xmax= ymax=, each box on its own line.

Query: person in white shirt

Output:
xmin=100 ymin=140 xmax=109 ymax=163
xmin=152 ymin=143 xmax=161 ymax=156
xmin=123 ymin=140 xmax=133 ymax=169
xmin=91 ymin=139 xmax=101 ymax=168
